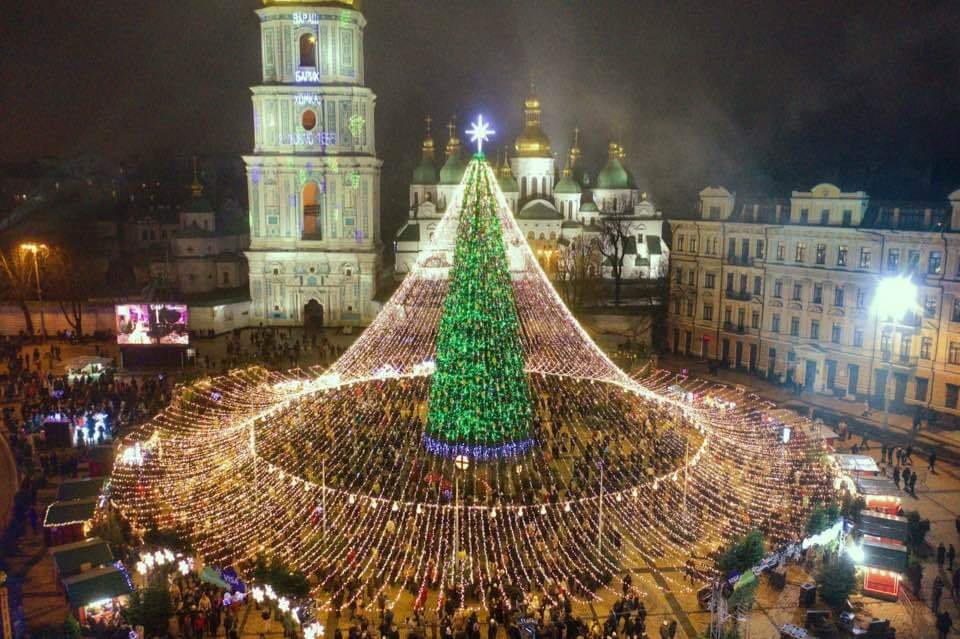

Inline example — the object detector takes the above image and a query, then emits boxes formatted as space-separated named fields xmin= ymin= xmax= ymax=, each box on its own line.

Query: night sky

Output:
xmin=2 ymin=0 xmax=959 ymax=226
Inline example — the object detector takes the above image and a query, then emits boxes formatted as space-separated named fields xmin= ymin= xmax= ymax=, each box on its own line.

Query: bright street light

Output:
xmin=872 ymin=275 xmax=919 ymax=433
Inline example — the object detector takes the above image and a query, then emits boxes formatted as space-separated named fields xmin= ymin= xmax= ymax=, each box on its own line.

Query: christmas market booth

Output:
xmin=56 ymin=477 xmax=105 ymax=502
xmin=854 ymin=476 xmax=902 ymax=515
xmin=62 ymin=565 xmax=133 ymax=626
xmin=43 ymin=497 xmax=98 ymax=546
xmin=830 ymin=454 xmax=879 ymax=478
xmin=51 ymin=538 xmax=115 ymax=585
xmin=855 ymin=540 xmax=908 ymax=600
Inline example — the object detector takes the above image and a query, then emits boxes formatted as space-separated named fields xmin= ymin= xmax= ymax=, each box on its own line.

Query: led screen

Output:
xmin=116 ymin=303 xmax=189 ymax=346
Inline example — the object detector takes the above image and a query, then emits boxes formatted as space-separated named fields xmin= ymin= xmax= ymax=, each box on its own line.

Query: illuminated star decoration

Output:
xmin=466 ymin=115 xmax=495 ymax=155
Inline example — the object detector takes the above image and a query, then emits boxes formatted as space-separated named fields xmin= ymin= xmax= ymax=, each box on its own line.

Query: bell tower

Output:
xmin=245 ymin=0 xmax=383 ymax=327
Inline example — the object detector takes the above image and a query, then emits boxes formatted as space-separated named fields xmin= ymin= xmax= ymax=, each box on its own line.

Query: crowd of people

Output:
xmin=197 ymin=326 xmax=347 ymax=373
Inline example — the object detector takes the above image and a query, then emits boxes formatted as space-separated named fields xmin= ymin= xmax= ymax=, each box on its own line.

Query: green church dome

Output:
xmin=413 ymin=158 xmax=438 ymax=185
xmin=439 ymin=154 xmax=467 ymax=185
xmin=596 ymin=159 xmax=630 ymax=189
xmin=554 ymin=173 xmax=581 ymax=194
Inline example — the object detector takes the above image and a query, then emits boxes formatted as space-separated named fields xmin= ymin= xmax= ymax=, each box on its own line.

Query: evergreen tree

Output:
xmin=427 ymin=157 xmax=532 ymax=450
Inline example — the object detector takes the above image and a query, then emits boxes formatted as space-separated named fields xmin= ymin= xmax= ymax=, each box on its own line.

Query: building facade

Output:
xmin=394 ymin=86 xmax=668 ymax=281
xmin=668 ymin=184 xmax=960 ymax=417
xmin=245 ymin=0 xmax=382 ymax=328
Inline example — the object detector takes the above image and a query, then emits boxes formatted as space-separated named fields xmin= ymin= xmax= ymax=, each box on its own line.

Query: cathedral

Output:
xmin=245 ymin=0 xmax=382 ymax=328
xmin=394 ymin=84 xmax=669 ymax=281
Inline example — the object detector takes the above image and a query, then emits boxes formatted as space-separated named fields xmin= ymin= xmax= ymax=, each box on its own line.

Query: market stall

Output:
xmin=62 ymin=565 xmax=133 ymax=626
xmin=858 ymin=540 xmax=908 ymax=600
xmin=51 ymin=538 xmax=114 ymax=584
xmin=855 ymin=477 xmax=902 ymax=516
xmin=831 ymin=453 xmax=879 ymax=477
xmin=56 ymin=478 xmax=105 ymax=502
xmin=43 ymin=497 xmax=98 ymax=547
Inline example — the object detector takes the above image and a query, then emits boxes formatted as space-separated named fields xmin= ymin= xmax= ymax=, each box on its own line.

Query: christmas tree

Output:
xmin=426 ymin=154 xmax=533 ymax=456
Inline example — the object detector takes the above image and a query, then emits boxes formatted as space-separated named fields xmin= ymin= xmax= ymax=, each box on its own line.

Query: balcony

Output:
xmin=880 ymin=351 xmax=918 ymax=368
xmin=725 ymin=289 xmax=753 ymax=301
xmin=725 ymin=255 xmax=755 ymax=266
xmin=722 ymin=321 xmax=746 ymax=334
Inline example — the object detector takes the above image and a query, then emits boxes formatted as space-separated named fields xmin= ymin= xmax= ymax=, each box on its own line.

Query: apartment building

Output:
xmin=668 ymin=183 xmax=960 ymax=417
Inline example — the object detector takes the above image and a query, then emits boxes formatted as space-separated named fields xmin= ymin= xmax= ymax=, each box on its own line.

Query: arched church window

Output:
xmin=527 ymin=231 xmax=535 ymax=240
xmin=413 ymin=192 xmax=419 ymax=207
xmin=539 ymin=233 xmax=546 ymax=241
xmin=302 ymin=181 xmax=322 ymax=239
xmin=302 ymin=110 xmax=317 ymax=131
xmin=299 ymin=34 xmax=317 ymax=68
xmin=549 ymin=232 xmax=556 ymax=240
xmin=521 ymin=177 xmax=527 ymax=200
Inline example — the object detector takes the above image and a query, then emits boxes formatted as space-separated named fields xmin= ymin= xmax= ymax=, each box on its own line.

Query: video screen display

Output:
xmin=116 ymin=303 xmax=189 ymax=346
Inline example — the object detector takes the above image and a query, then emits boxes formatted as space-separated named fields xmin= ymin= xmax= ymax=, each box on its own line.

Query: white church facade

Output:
xmin=245 ymin=0 xmax=382 ymax=328
xmin=394 ymin=86 xmax=669 ymax=282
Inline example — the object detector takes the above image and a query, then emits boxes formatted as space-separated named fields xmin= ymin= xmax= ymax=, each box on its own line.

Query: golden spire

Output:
xmin=607 ymin=141 xmax=620 ymax=160
xmin=515 ymin=77 xmax=551 ymax=157
xmin=191 ymin=156 xmax=203 ymax=198
xmin=421 ymin=115 xmax=435 ymax=159
xmin=568 ymin=126 xmax=582 ymax=167
xmin=445 ymin=116 xmax=461 ymax=159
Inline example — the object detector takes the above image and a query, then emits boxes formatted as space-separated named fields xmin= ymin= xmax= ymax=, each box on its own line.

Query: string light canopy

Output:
xmin=109 ymin=154 xmax=833 ymax=615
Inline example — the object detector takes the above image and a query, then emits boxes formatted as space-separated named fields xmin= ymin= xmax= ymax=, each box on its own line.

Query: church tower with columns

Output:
xmin=244 ymin=0 xmax=383 ymax=328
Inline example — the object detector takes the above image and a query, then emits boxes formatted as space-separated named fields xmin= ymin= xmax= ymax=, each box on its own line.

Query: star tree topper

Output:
xmin=466 ymin=115 xmax=495 ymax=155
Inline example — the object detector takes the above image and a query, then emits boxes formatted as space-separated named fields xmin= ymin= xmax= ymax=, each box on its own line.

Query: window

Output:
xmin=887 ymin=248 xmax=900 ymax=272
xmin=856 ymin=288 xmax=866 ymax=309
xmin=688 ymin=270 xmax=696 ymax=286
xmin=853 ymin=329 xmax=864 ymax=348
xmin=703 ymin=304 xmax=713 ymax=321
xmin=834 ymin=287 xmax=844 ymax=307
xmin=820 ymin=209 xmax=829 ymax=225
xmin=739 ymin=274 xmax=748 ymax=293
xmin=771 ymin=314 xmax=781 ymax=333
xmin=676 ymin=235 xmax=684 ymax=252
xmin=675 ymin=267 xmax=683 ymax=284
xmin=925 ymin=296 xmax=937 ymax=318
xmin=815 ymin=243 xmax=826 ymax=265
xmin=704 ymin=273 xmax=715 ymax=289
xmin=929 ymin=251 xmax=943 ymax=274
xmin=947 ymin=384 xmax=960 ymax=409
xmin=842 ymin=210 xmax=852 ymax=226
xmin=790 ymin=317 xmax=800 ymax=336
xmin=773 ymin=280 xmax=783 ymax=298
xmin=708 ymin=205 xmax=720 ymax=219
xmin=953 ymin=299 xmax=960 ymax=322
xmin=909 ymin=250 xmax=920 ymax=269
xmin=795 ymin=242 xmax=806 ymax=262
xmin=755 ymin=240 xmax=765 ymax=259
xmin=951 ymin=342 xmax=960 ymax=365
xmin=689 ymin=237 xmax=697 ymax=253
xmin=859 ymin=248 xmax=871 ymax=269
xmin=921 ymin=337 xmax=932 ymax=360
xmin=686 ymin=300 xmax=694 ymax=317
xmin=673 ymin=299 xmax=680 ymax=314
xmin=915 ymin=377 xmax=928 ymax=402
xmin=831 ymin=323 xmax=842 ymax=344
xmin=900 ymin=336 xmax=911 ymax=360
xmin=737 ymin=308 xmax=746 ymax=329
xmin=776 ymin=242 xmax=785 ymax=261
xmin=799 ymin=208 xmax=809 ymax=224
xmin=751 ymin=311 xmax=760 ymax=329
xmin=810 ymin=320 xmax=820 ymax=340
xmin=753 ymin=276 xmax=762 ymax=295
xmin=299 ymin=33 xmax=317 ymax=67
xmin=792 ymin=283 xmax=802 ymax=301
xmin=726 ymin=273 xmax=734 ymax=291
xmin=301 ymin=180 xmax=322 ymax=239
xmin=222 ymin=271 xmax=230 ymax=285
xmin=837 ymin=245 xmax=848 ymax=266
xmin=302 ymin=109 xmax=317 ymax=131
xmin=724 ymin=307 xmax=732 ymax=323
xmin=813 ymin=283 xmax=823 ymax=304
xmin=741 ymin=239 xmax=750 ymax=260
xmin=727 ymin=238 xmax=736 ymax=258
xmin=880 ymin=331 xmax=892 ymax=355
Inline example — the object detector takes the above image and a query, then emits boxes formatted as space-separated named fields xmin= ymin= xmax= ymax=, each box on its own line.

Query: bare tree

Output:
xmin=555 ymin=236 xmax=601 ymax=309
xmin=598 ymin=215 xmax=633 ymax=306
xmin=44 ymin=243 xmax=100 ymax=340
xmin=0 ymin=245 xmax=41 ymax=335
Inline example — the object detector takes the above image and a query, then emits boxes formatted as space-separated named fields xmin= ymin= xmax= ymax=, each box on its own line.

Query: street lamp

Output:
xmin=19 ymin=243 xmax=48 ymax=341
xmin=871 ymin=276 xmax=919 ymax=432
xmin=452 ymin=454 xmax=470 ymax=579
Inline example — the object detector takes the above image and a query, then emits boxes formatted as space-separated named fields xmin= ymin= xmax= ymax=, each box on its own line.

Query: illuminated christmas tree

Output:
xmin=425 ymin=152 xmax=533 ymax=455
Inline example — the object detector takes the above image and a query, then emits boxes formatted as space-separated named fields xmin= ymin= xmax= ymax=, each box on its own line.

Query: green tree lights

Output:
xmin=426 ymin=156 xmax=533 ymax=453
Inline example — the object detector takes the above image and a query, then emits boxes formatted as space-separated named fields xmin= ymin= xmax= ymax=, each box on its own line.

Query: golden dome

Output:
xmin=514 ymin=80 xmax=552 ymax=158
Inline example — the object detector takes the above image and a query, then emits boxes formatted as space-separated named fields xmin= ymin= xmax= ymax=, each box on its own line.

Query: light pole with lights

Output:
xmin=19 ymin=243 xmax=48 ymax=341
xmin=452 ymin=454 xmax=470 ymax=578
xmin=872 ymin=276 xmax=919 ymax=433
